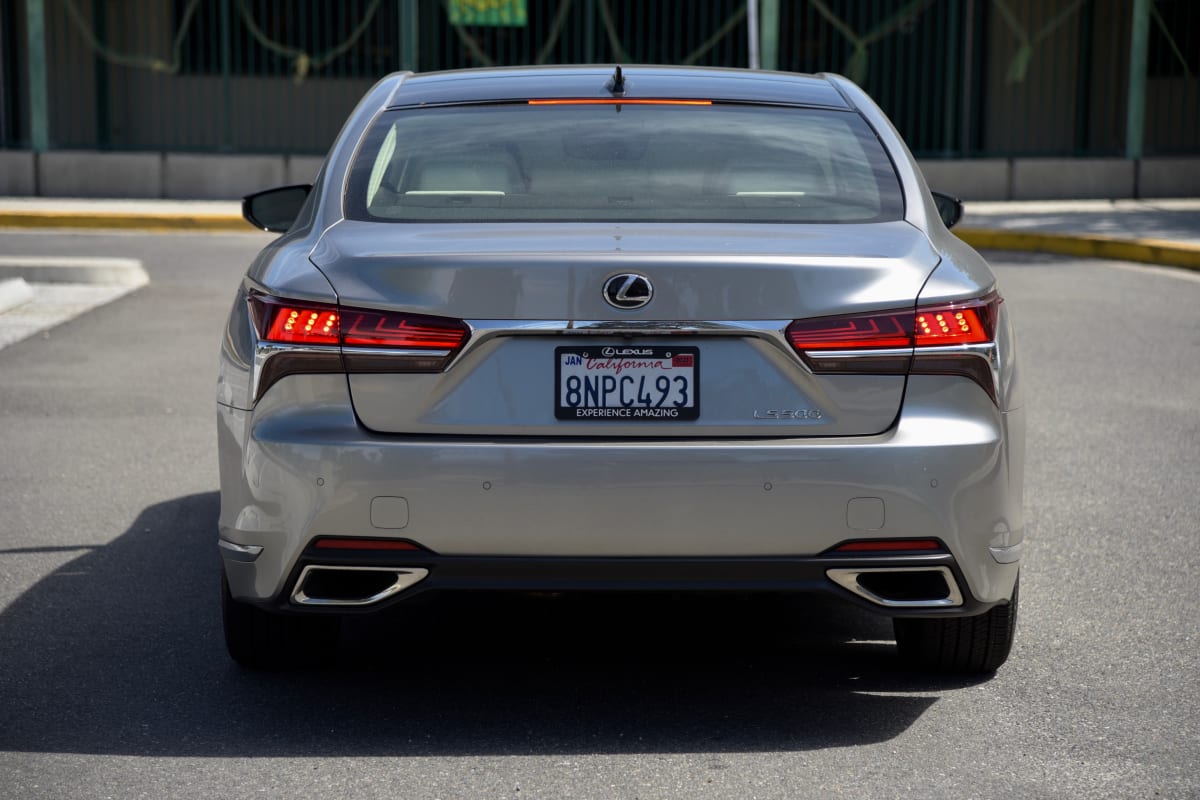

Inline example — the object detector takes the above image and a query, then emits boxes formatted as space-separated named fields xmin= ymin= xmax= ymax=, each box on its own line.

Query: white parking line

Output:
xmin=0 ymin=257 xmax=149 ymax=350
xmin=1104 ymin=260 xmax=1200 ymax=283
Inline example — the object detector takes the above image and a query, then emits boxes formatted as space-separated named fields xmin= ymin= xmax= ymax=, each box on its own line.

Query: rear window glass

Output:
xmin=346 ymin=103 xmax=903 ymax=223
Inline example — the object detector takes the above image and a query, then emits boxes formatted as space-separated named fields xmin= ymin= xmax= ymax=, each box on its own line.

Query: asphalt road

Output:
xmin=0 ymin=230 xmax=1197 ymax=799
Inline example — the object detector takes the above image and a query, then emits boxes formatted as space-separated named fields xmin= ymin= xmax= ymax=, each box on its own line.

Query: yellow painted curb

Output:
xmin=956 ymin=228 xmax=1200 ymax=271
xmin=0 ymin=211 xmax=252 ymax=232
xmin=2 ymin=212 xmax=1199 ymax=271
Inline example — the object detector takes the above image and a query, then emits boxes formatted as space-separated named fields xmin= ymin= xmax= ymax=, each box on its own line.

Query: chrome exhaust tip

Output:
xmin=291 ymin=565 xmax=429 ymax=607
xmin=826 ymin=566 xmax=964 ymax=608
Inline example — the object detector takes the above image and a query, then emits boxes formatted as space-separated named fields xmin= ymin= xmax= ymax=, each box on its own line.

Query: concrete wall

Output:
xmin=4 ymin=152 xmax=326 ymax=199
xmin=918 ymin=158 xmax=1200 ymax=201
xmin=0 ymin=152 xmax=36 ymax=195
xmin=1011 ymin=158 xmax=1135 ymax=200
xmin=2 ymin=151 xmax=1198 ymax=200
xmin=39 ymin=152 xmax=161 ymax=198
xmin=917 ymin=160 xmax=1010 ymax=202
xmin=1139 ymin=158 xmax=1200 ymax=198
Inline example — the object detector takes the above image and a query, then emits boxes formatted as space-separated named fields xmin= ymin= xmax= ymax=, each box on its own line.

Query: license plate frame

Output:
xmin=555 ymin=346 xmax=700 ymax=421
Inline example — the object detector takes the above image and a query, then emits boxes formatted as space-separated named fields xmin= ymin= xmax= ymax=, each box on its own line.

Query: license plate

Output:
xmin=555 ymin=346 xmax=699 ymax=421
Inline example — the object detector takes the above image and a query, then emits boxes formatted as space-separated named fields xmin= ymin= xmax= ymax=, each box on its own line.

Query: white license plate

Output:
xmin=555 ymin=346 xmax=699 ymax=421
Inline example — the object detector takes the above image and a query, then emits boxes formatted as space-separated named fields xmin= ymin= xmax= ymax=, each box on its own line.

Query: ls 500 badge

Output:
xmin=754 ymin=408 xmax=823 ymax=420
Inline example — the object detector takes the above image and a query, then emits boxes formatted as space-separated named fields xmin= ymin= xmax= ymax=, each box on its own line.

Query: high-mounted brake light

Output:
xmin=527 ymin=99 xmax=712 ymax=106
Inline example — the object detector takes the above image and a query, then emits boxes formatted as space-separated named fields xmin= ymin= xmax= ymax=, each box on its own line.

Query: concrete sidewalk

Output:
xmin=1 ymin=195 xmax=1198 ymax=270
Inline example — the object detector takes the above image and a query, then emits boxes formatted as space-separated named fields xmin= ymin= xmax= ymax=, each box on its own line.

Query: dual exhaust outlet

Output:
xmin=291 ymin=565 xmax=429 ymax=607
xmin=291 ymin=563 xmax=963 ymax=609
xmin=826 ymin=565 xmax=964 ymax=608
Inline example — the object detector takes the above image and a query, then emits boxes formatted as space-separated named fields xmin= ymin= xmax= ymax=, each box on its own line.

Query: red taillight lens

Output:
xmin=828 ymin=539 xmax=944 ymax=553
xmin=250 ymin=294 xmax=468 ymax=351
xmin=913 ymin=296 xmax=998 ymax=346
xmin=786 ymin=295 xmax=1000 ymax=353
xmin=786 ymin=309 xmax=914 ymax=351
xmin=341 ymin=308 xmax=468 ymax=349
xmin=312 ymin=537 xmax=424 ymax=551
xmin=252 ymin=296 xmax=341 ymax=345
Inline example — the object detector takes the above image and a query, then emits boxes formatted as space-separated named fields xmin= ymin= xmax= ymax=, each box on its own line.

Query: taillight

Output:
xmin=787 ymin=294 xmax=1003 ymax=403
xmin=247 ymin=293 xmax=470 ymax=400
xmin=249 ymin=293 xmax=468 ymax=353
xmin=251 ymin=296 xmax=341 ymax=345
xmin=914 ymin=296 xmax=997 ymax=346
xmin=786 ymin=308 xmax=914 ymax=351
xmin=340 ymin=308 xmax=468 ymax=349
xmin=786 ymin=295 xmax=999 ymax=352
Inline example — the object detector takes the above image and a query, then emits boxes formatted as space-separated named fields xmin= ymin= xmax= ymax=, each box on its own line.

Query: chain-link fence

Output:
xmin=2 ymin=0 xmax=1196 ymax=157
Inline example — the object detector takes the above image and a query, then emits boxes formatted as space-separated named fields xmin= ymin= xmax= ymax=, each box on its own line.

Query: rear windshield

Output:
xmin=345 ymin=103 xmax=904 ymax=224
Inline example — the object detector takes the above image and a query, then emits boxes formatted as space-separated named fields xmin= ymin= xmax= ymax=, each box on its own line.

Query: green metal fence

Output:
xmin=2 ymin=0 xmax=1197 ymax=157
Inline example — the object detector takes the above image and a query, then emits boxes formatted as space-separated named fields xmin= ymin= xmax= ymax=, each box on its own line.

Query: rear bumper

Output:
xmin=266 ymin=548 xmax=999 ymax=617
xmin=218 ymin=374 xmax=1023 ymax=614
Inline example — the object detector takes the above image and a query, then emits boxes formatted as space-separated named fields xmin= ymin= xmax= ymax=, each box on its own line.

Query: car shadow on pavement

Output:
xmin=0 ymin=492 xmax=988 ymax=757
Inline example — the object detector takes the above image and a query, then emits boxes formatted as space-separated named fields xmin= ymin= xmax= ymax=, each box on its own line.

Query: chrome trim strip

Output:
xmin=291 ymin=565 xmax=430 ymax=607
xmin=465 ymin=319 xmax=792 ymax=335
xmin=466 ymin=320 xmax=571 ymax=334
xmin=457 ymin=318 xmax=802 ymax=370
xmin=807 ymin=347 xmax=914 ymax=359
xmin=564 ymin=319 xmax=793 ymax=334
xmin=340 ymin=346 xmax=452 ymax=358
xmin=218 ymin=539 xmax=264 ymax=562
xmin=826 ymin=566 xmax=965 ymax=608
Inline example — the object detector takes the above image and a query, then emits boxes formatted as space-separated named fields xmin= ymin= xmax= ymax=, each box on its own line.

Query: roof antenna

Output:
xmin=607 ymin=65 xmax=626 ymax=96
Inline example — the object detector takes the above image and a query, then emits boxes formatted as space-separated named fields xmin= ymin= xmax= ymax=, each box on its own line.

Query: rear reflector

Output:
xmin=313 ymin=538 xmax=423 ymax=551
xmin=829 ymin=539 xmax=943 ymax=553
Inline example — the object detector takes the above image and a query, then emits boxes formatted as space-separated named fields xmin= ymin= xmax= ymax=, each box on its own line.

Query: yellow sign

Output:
xmin=448 ymin=0 xmax=528 ymax=27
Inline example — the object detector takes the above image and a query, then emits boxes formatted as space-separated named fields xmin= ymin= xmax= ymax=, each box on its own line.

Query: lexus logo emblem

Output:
xmin=602 ymin=273 xmax=653 ymax=310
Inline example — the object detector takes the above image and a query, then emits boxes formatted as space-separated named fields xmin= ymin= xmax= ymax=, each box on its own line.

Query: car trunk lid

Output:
xmin=310 ymin=221 xmax=938 ymax=437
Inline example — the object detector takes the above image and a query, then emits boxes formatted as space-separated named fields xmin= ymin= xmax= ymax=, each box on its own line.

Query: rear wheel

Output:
xmin=893 ymin=576 xmax=1019 ymax=674
xmin=221 ymin=574 xmax=341 ymax=669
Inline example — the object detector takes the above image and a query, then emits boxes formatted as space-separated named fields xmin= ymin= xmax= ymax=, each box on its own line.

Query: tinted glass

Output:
xmin=346 ymin=103 xmax=903 ymax=223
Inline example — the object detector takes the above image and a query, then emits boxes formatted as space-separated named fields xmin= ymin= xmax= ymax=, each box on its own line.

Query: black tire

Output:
xmin=221 ymin=573 xmax=342 ymax=669
xmin=893 ymin=576 xmax=1019 ymax=674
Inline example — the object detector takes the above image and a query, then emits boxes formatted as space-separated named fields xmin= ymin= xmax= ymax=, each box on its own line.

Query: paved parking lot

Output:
xmin=0 ymin=229 xmax=1197 ymax=799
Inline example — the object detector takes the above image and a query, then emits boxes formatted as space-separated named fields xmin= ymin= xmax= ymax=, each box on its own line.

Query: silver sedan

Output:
xmin=218 ymin=65 xmax=1023 ymax=673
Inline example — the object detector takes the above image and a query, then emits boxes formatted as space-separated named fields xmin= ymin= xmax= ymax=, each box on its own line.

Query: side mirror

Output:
xmin=931 ymin=191 xmax=964 ymax=229
xmin=242 ymin=185 xmax=312 ymax=233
